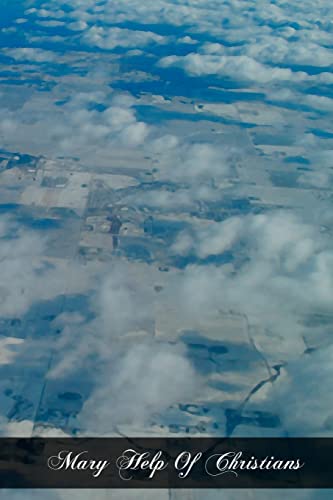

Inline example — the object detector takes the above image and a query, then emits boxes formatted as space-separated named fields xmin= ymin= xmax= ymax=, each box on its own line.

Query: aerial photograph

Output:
xmin=0 ymin=0 xmax=332 ymax=498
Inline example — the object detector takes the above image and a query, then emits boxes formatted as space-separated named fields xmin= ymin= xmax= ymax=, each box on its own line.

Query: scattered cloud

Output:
xmin=159 ymin=54 xmax=308 ymax=83
xmin=83 ymin=26 xmax=166 ymax=50
xmin=5 ymin=47 xmax=57 ymax=63
xmin=80 ymin=340 xmax=199 ymax=431
xmin=169 ymin=211 xmax=333 ymax=353
xmin=0 ymin=216 xmax=89 ymax=317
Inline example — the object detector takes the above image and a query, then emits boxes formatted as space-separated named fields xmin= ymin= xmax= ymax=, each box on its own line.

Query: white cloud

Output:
xmin=47 ymin=261 xmax=154 ymax=379
xmin=169 ymin=211 xmax=333 ymax=351
xmin=150 ymin=138 xmax=234 ymax=184
xmin=47 ymin=262 xmax=199 ymax=430
xmin=5 ymin=47 xmax=57 ymax=63
xmin=0 ymin=217 xmax=88 ymax=318
xmin=178 ymin=35 xmax=198 ymax=45
xmin=172 ymin=217 xmax=243 ymax=258
xmin=80 ymin=340 xmax=199 ymax=430
xmin=298 ymin=171 xmax=331 ymax=189
xmin=83 ymin=26 xmax=166 ymax=50
xmin=0 ymin=90 xmax=150 ymax=158
xmin=202 ymin=36 xmax=333 ymax=68
xmin=158 ymin=53 xmax=308 ymax=83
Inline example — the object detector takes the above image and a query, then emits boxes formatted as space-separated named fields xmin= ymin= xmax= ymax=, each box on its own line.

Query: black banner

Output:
xmin=0 ymin=438 xmax=331 ymax=489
